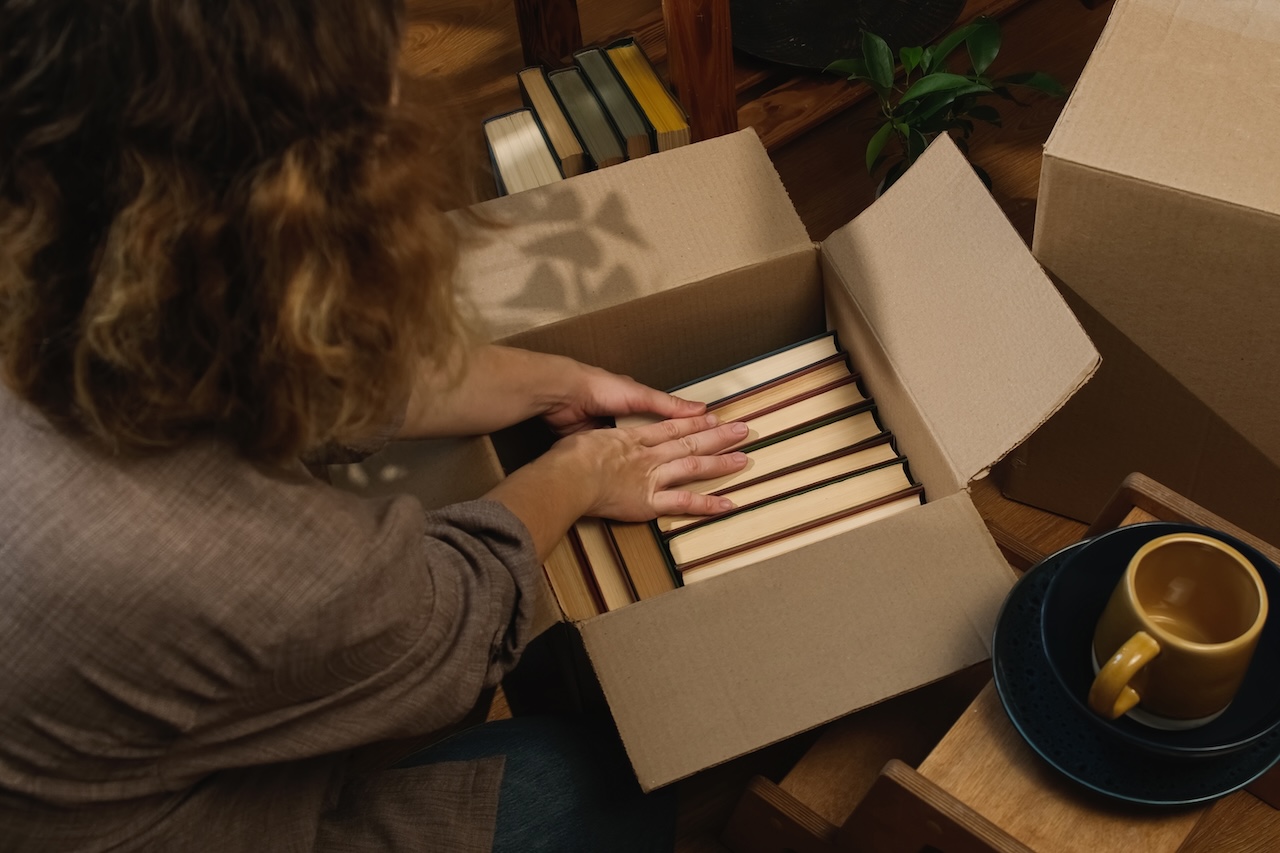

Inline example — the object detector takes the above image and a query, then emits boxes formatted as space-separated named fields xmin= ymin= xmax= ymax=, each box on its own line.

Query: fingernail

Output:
xmin=730 ymin=422 xmax=749 ymax=436
xmin=728 ymin=452 xmax=748 ymax=464
xmin=716 ymin=497 xmax=736 ymax=512
xmin=705 ymin=414 xmax=719 ymax=426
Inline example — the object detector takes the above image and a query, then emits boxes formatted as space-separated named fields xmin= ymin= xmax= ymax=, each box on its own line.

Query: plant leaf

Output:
xmin=861 ymin=31 xmax=896 ymax=90
xmin=825 ymin=57 xmax=868 ymax=79
xmin=927 ymin=23 xmax=978 ymax=73
xmin=900 ymin=72 xmax=979 ymax=104
xmin=919 ymin=46 xmax=934 ymax=74
xmin=907 ymin=128 xmax=929 ymax=163
xmin=966 ymin=17 xmax=1001 ymax=76
xmin=865 ymin=122 xmax=894 ymax=173
xmin=1000 ymin=71 xmax=1066 ymax=97
xmin=967 ymin=104 xmax=1002 ymax=125
xmin=899 ymin=46 xmax=924 ymax=77
xmin=904 ymin=90 xmax=959 ymax=124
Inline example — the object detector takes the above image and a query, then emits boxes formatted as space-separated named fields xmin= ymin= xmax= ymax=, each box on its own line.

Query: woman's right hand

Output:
xmin=548 ymin=415 xmax=750 ymax=522
xmin=487 ymin=415 xmax=750 ymax=559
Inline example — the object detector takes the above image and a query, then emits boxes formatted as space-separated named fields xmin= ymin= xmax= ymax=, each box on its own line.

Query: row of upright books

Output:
xmin=482 ymin=38 xmax=691 ymax=197
xmin=542 ymin=332 xmax=926 ymax=620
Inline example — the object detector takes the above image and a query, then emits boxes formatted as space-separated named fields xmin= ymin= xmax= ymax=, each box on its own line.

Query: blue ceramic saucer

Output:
xmin=991 ymin=536 xmax=1280 ymax=806
xmin=1042 ymin=522 xmax=1280 ymax=759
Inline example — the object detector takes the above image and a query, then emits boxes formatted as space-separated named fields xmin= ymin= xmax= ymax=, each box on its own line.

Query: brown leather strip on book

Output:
xmin=673 ymin=485 xmax=925 ymax=573
xmin=712 ymin=433 xmax=896 ymax=497
xmin=706 ymin=355 xmax=860 ymax=422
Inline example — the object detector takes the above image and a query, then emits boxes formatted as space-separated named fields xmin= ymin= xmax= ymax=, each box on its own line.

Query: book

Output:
xmin=665 ymin=460 xmax=922 ymax=572
xmin=517 ymin=66 xmax=588 ymax=178
xmin=680 ymin=490 xmax=925 ymax=585
xmin=547 ymin=67 xmax=626 ymax=170
xmin=616 ymin=332 xmax=840 ymax=428
xmin=572 ymin=518 xmax=636 ymax=611
xmin=542 ymin=534 xmax=603 ymax=621
xmin=604 ymin=39 xmax=690 ymax=152
xmin=706 ymin=353 xmax=854 ymax=424
xmin=727 ymin=380 xmax=871 ymax=451
xmin=668 ymin=408 xmax=887 ymax=499
xmin=573 ymin=47 xmax=651 ymax=160
xmin=608 ymin=520 xmax=678 ymax=599
xmin=657 ymin=433 xmax=898 ymax=533
xmin=482 ymin=109 xmax=563 ymax=196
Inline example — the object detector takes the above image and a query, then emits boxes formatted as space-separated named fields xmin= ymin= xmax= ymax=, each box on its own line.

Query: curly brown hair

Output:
xmin=0 ymin=0 xmax=477 ymax=463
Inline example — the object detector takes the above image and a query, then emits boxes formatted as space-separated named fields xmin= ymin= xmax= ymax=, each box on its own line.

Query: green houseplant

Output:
xmin=827 ymin=17 xmax=1065 ymax=191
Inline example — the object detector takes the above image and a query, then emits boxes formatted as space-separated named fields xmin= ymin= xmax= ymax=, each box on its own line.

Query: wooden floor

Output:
xmin=398 ymin=0 xmax=1116 ymax=849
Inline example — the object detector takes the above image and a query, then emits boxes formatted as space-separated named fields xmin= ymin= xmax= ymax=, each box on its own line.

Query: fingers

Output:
xmin=660 ymin=450 xmax=749 ymax=487
xmin=635 ymin=416 xmax=750 ymax=463
xmin=652 ymin=489 xmax=737 ymax=518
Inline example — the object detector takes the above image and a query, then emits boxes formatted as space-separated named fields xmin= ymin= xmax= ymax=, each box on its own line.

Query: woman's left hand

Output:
xmin=542 ymin=363 xmax=704 ymax=436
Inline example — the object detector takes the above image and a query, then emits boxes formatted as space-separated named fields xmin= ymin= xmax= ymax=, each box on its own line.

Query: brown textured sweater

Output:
xmin=0 ymin=386 xmax=541 ymax=851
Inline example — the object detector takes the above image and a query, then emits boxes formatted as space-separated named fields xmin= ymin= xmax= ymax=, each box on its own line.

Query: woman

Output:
xmin=0 ymin=1 xmax=747 ymax=850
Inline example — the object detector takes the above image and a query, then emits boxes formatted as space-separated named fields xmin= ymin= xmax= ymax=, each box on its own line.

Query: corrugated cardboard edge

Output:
xmin=450 ymin=129 xmax=813 ymax=343
xmin=822 ymin=135 xmax=1100 ymax=487
xmin=579 ymin=494 xmax=1015 ymax=791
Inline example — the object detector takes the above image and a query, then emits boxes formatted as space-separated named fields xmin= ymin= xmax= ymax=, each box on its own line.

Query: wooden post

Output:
xmin=513 ymin=0 xmax=583 ymax=68
xmin=662 ymin=0 xmax=737 ymax=142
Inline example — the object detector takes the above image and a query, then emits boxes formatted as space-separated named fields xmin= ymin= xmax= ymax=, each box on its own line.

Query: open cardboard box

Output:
xmin=1000 ymin=0 xmax=1280 ymax=543
xmin=338 ymin=131 xmax=1098 ymax=790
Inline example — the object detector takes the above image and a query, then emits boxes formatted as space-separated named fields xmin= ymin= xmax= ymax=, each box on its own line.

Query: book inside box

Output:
xmin=496 ymin=330 xmax=928 ymax=620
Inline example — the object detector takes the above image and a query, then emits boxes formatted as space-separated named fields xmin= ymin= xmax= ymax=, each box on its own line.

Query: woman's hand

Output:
xmin=487 ymin=414 xmax=749 ymax=558
xmin=541 ymin=363 xmax=705 ymax=436
xmin=397 ymin=346 xmax=700 ymax=440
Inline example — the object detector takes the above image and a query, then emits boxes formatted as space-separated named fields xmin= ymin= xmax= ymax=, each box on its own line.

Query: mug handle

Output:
xmin=1088 ymin=631 xmax=1161 ymax=719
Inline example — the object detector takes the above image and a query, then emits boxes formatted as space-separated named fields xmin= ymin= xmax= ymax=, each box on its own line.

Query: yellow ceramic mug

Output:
xmin=1089 ymin=532 xmax=1268 ymax=728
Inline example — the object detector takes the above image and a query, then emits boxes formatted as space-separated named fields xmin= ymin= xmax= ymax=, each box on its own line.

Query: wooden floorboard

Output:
xmin=406 ymin=0 xmax=1116 ymax=849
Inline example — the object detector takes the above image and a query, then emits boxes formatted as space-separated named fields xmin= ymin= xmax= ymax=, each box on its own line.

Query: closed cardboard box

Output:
xmin=1003 ymin=0 xmax=1280 ymax=542
xmin=340 ymin=131 xmax=1097 ymax=789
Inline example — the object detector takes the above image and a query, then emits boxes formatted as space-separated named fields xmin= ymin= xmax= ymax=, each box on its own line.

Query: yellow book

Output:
xmin=605 ymin=40 xmax=691 ymax=152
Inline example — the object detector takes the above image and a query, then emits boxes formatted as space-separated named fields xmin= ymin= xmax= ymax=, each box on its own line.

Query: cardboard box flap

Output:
xmin=820 ymin=136 xmax=1099 ymax=485
xmin=1044 ymin=0 xmax=1280 ymax=217
xmin=451 ymin=130 xmax=812 ymax=341
xmin=580 ymin=492 xmax=1015 ymax=790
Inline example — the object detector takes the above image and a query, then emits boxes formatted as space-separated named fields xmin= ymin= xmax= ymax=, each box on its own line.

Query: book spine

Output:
xmin=673 ymin=485 xmax=925 ymax=574
xmin=737 ymin=399 xmax=879 ymax=454
xmin=519 ymin=66 xmax=592 ymax=177
xmin=660 ymin=455 xmax=914 ymax=538
xmin=649 ymin=517 xmax=683 ymax=587
xmin=546 ymin=67 xmax=623 ymax=170
xmin=481 ymin=107 xmax=565 ymax=196
xmin=566 ymin=523 xmax=609 ymax=615
xmin=669 ymin=330 xmax=839 ymax=400
xmin=481 ymin=113 xmax=510 ymax=197
xmin=540 ymin=70 xmax=599 ymax=173
xmin=600 ymin=38 xmax=659 ymax=151
xmin=607 ymin=36 xmax=690 ymax=128
xmin=709 ymin=432 xmax=895 ymax=497
xmin=572 ymin=47 xmax=648 ymax=159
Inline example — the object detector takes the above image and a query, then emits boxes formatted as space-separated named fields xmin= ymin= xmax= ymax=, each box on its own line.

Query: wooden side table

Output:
xmin=723 ymin=473 xmax=1280 ymax=853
